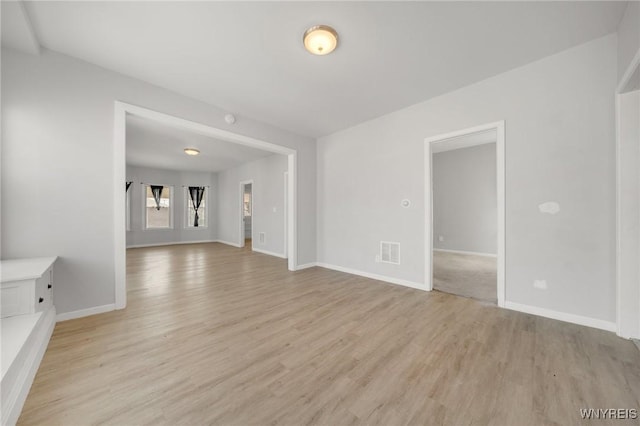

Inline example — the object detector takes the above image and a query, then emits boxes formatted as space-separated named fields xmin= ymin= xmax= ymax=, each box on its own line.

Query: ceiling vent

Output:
xmin=380 ymin=241 xmax=400 ymax=265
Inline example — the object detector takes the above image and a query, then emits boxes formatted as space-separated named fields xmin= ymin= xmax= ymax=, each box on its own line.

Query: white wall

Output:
xmin=217 ymin=155 xmax=287 ymax=257
xmin=433 ymin=143 xmax=497 ymax=255
xmin=318 ymin=35 xmax=617 ymax=324
xmin=615 ymin=2 xmax=640 ymax=338
xmin=1 ymin=47 xmax=316 ymax=315
xmin=617 ymin=1 xmax=639 ymax=84
xmin=125 ymin=165 xmax=217 ymax=247
xmin=617 ymin=90 xmax=640 ymax=338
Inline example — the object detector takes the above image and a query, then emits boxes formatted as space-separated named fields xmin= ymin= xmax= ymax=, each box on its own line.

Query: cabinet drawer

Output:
xmin=44 ymin=267 xmax=53 ymax=306
xmin=35 ymin=274 xmax=48 ymax=312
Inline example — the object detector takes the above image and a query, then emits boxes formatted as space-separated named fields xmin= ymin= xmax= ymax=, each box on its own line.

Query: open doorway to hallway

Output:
xmin=241 ymin=182 xmax=253 ymax=250
xmin=432 ymin=131 xmax=497 ymax=303
xmin=424 ymin=121 xmax=505 ymax=306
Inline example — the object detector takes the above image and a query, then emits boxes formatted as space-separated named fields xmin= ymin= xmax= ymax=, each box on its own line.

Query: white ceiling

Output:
xmin=2 ymin=1 xmax=628 ymax=138
xmin=126 ymin=114 xmax=273 ymax=173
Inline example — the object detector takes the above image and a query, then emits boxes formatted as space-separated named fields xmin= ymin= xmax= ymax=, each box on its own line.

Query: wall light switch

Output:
xmin=438 ymin=236 xmax=444 ymax=242
xmin=375 ymin=255 xmax=381 ymax=263
xmin=272 ymin=207 xmax=277 ymax=213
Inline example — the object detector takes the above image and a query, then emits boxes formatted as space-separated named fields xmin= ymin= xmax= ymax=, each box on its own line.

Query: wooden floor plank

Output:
xmin=17 ymin=242 xmax=640 ymax=425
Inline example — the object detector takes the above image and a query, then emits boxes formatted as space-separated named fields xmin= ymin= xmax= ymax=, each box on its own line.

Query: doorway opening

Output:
xmin=424 ymin=121 xmax=505 ymax=307
xmin=240 ymin=181 xmax=253 ymax=249
xmin=114 ymin=101 xmax=298 ymax=310
xmin=283 ymin=172 xmax=288 ymax=258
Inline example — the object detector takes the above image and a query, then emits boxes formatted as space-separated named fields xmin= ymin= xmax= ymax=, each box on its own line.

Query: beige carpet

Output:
xmin=433 ymin=250 xmax=497 ymax=303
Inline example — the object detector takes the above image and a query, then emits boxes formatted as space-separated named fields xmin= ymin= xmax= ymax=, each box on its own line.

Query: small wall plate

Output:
xmin=401 ymin=199 xmax=411 ymax=208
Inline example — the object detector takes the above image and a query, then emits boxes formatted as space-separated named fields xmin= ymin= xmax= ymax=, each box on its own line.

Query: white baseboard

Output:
xmin=56 ymin=304 xmax=115 ymax=322
xmin=252 ymin=247 xmax=287 ymax=259
xmin=316 ymin=262 xmax=427 ymax=291
xmin=2 ymin=306 xmax=56 ymax=426
xmin=295 ymin=262 xmax=318 ymax=270
xmin=214 ymin=239 xmax=243 ymax=248
xmin=504 ymin=301 xmax=616 ymax=332
xmin=127 ymin=239 xmax=218 ymax=249
xmin=433 ymin=248 xmax=497 ymax=258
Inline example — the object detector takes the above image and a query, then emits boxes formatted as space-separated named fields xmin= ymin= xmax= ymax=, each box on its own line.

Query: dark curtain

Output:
xmin=188 ymin=186 xmax=206 ymax=227
xmin=126 ymin=181 xmax=132 ymax=192
xmin=150 ymin=185 xmax=164 ymax=210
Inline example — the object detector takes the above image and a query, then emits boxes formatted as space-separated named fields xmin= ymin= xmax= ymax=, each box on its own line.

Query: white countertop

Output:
xmin=0 ymin=257 xmax=57 ymax=283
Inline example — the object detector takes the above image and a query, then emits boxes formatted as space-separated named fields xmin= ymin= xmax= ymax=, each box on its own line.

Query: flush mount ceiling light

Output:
xmin=184 ymin=148 xmax=200 ymax=156
xmin=303 ymin=25 xmax=338 ymax=55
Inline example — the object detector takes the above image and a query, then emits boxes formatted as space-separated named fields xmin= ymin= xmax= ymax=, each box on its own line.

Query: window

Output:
xmin=144 ymin=185 xmax=172 ymax=229
xmin=186 ymin=187 xmax=207 ymax=228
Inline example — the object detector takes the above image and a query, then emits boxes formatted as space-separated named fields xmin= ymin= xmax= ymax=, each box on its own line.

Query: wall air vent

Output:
xmin=380 ymin=241 xmax=400 ymax=265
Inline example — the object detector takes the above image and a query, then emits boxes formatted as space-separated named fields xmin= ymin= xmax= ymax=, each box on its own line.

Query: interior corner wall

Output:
xmin=317 ymin=34 xmax=617 ymax=323
xmin=433 ymin=143 xmax=497 ymax=255
xmin=1 ymin=47 xmax=316 ymax=315
xmin=125 ymin=165 xmax=217 ymax=247
xmin=216 ymin=154 xmax=287 ymax=256
xmin=617 ymin=1 xmax=639 ymax=84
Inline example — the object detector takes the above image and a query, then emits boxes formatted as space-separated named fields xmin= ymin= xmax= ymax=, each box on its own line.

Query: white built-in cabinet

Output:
xmin=1 ymin=257 xmax=56 ymax=318
xmin=1 ymin=257 xmax=57 ymax=426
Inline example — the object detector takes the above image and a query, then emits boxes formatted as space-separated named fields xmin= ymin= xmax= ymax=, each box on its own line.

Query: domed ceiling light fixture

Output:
xmin=184 ymin=148 xmax=200 ymax=156
xmin=303 ymin=25 xmax=338 ymax=55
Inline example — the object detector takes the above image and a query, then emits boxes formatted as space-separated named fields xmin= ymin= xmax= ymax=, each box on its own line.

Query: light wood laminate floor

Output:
xmin=433 ymin=251 xmax=497 ymax=303
xmin=19 ymin=243 xmax=640 ymax=425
